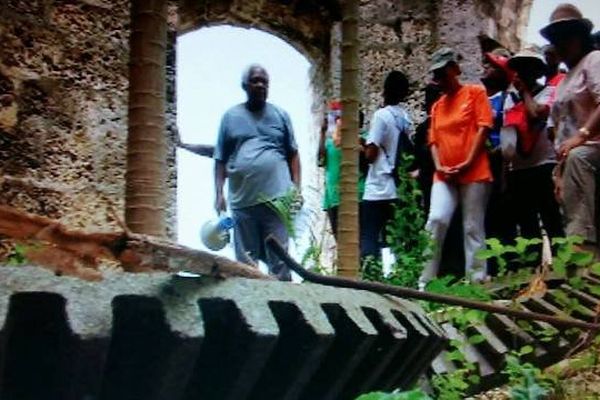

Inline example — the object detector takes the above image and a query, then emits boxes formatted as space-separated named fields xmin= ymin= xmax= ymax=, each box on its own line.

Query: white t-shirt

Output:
xmin=363 ymin=105 xmax=412 ymax=201
xmin=500 ymin=86 xmax=557 ymax=171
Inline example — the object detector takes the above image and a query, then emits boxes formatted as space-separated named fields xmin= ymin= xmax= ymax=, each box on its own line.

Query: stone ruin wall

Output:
xmin=345 ymin=0 xmax=533 ymax=122
xmin=0 ymin=0 xmax=178 ymax=237
xmin=0 ymin=0 xmax=531 ymax=245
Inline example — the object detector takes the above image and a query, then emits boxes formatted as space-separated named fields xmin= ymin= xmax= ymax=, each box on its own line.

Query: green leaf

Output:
xmin=515 ymin=237 xmax=530 ymax=253
xmin=467 ymin=334 xmax=486 ymax=345
xmin=591 ymin=262 xmax=600 ymax=275
xmin=445 ymin=350 xmax=465 ymax=362
xmin=524 ymin=252 xmax=539 ymax=263
xmin=519 ymin=345 xmax=534 ymax=356
xmin=568 ymin=276 xmax=585 ymax=290
xmin=557 ymin=246 xmax=573 ymax=263
xmin=553 ymin=259 xmax=566 ymax=277
xmin=475 ymin=249 xmax=496 ymax=260
xmin=571 ymin=251 xmax=594 ymax=267
xmin=588 ymin=285 xmax=600 ymax=297
xmin=486 ymin=238 xmax=504 ymax=252
xmin=569 ymin=235 xmax=585 ymax=245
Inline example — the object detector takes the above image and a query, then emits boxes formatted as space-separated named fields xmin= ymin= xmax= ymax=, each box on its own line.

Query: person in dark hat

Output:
xmin=593 ymin=31 xmax=600 ymax=50
xmin=542 ymin=44 xmax=566 ymax=89
xmin=542 ymin=4 xmax=600 ymax=254
xmin=419 ymin=48 xmax=494 ymax=287
xmin=500 ymin=47 xmax=564 ymax=257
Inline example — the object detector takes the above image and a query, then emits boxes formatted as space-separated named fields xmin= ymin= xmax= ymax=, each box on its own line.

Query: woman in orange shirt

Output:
xmin=419 ymin=48 xmax=494 ymax=288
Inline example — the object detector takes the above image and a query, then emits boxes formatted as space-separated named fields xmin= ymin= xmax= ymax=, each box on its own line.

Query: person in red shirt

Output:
xmin=419 ymin=48 xmax=494 ymax=288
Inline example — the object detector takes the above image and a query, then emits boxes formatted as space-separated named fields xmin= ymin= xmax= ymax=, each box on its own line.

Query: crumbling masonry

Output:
xmin=0 ymin=0 xmax=532 ymax=234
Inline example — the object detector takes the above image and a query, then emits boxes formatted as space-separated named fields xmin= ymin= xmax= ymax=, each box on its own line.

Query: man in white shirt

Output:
xmin=361 ymin=71 xmax=412 ymax=262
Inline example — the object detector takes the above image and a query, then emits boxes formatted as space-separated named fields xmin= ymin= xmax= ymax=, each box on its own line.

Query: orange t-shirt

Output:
xmin=429 ymin=84 xmax=494 ymax=184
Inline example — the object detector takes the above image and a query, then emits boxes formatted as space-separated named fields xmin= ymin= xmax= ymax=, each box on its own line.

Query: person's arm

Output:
xmin=214 ymin=160 xmax=227 ymax=213
xmin=431 ymin=144 xmax=453 ymax=176
xmin=288 ymin=152 xmax=301 ymax=187
xmin=318 ymin=117 xmax=327 ymax=166
xmin=364 ymin=143 xmax=379 ymax=163
xmin=558 ymin=53 xmax=600 ymax=159
xmin=452 ymin=87 xmax=494 ymax=172
xmin=364 ymin=110 xmax=386 ymax=163
xmin=558 ymin=104 xmax=600 ymax=159
xmin=176 ymin=128 xmax=215 ymax=157
xmin=213 ymin=114 xmax=229 ymax=213
xmin=179 ymin=143 xmax=215 ymax=157
xmin=521 ymin=87 xmax=550 ymax=120
xmin=280 ymin=109 xmax=301 ymax=188
xmin=452 ymin=125 xmax=490 ymax=172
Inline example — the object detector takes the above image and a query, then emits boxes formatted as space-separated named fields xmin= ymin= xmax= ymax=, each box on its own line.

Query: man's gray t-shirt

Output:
xmin=213 ymin=102 xmax=298 ymax=210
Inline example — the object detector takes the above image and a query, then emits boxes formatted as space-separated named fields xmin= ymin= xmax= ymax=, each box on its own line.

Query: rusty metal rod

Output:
xmin=266 ymin=236 xmax=600 ymax=331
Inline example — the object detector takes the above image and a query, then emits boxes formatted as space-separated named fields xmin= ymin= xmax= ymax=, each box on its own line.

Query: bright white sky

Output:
xmin=177 ymin=1 xmax=600 ymax=256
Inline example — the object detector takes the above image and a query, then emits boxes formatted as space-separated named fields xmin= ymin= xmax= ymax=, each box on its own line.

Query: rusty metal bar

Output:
xmin=266 ymin=236 xmax=600 ymax=331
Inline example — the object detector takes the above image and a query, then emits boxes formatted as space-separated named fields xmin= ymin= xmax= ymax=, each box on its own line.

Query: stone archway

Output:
xmin=0 ymin=0 xmax=535 ymax=245
xmin=169 ymin=0 xmax=345 ymax=259
xmin=173 ymin=25 xmax=322 ymax=255
xmin=176 ymin=0 xmax=342 ymax=103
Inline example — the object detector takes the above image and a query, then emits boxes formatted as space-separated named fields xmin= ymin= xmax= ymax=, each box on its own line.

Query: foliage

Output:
xmin=431 ymin=367 xmax=474 ymax=400
xmin=301 ymin=230 xmax=332 ymax=275
xmin=263 ymin=188 xmax=303 ymax=239
xmin=429 ymin=298 xmax=489 ymax=400
xmin=6 ymin=243 xmax=29 ymax=266
xmin=361 ymin=255 xmax=385 ymax=282
xmin=503 ymin=346 xmax=557 ymax=400
xmin=354 ymin=389 xmax=431 ymax=400
xmin=423 ymin=275 xmax=492 ymax=313
xmin=551 ymin=236 xmax=594 ymax=277
xmin=301 ymin=237 xmax=323 ymax=270
xmin=510 ymin=370 xmax=549 ymax=400
xmin=426 ymin=235 xmax=600 ymax=399
xmin=476 ymin=237 xmax=541 ymax=278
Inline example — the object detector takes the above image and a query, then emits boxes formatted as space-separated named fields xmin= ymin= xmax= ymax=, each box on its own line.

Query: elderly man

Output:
xmin=212 ymin=64 xmax=301 ymax=280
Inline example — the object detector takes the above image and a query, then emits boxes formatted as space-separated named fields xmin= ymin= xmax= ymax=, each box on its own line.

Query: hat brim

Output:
xmin=540 ymin=18 xmax=594 ymax=41
xmin=429 ymin=61 xmax=451 ymax=73
xmin=508 ymin=56 xmax=546 ymax=77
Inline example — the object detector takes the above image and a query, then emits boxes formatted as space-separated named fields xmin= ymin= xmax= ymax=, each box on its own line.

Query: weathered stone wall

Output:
xmin=0 ymin=0 xmax=178 ymax=237
xmin=1 ymin=0 xmax=532 ymax=247
xmin=340 ymin=0 xmax=533 ymax=122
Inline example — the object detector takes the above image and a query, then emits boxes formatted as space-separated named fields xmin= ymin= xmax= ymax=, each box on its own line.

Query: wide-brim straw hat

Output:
xmin=508 ymin=46 xmax=547 ymax=78
xmin=540 ymin=3 xmax=593 ymax=41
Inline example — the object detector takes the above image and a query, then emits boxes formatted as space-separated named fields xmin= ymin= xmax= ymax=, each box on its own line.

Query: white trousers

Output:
xmin=420 ymin=181 xmax=491 ymax=284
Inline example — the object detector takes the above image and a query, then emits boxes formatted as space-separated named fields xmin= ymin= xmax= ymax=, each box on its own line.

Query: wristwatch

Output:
xmin=579 ymin=127 xmax=592 ymax=138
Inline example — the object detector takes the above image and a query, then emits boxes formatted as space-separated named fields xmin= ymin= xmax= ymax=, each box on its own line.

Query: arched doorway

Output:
xmin=176 ymin=26 xmax=319 ymax=259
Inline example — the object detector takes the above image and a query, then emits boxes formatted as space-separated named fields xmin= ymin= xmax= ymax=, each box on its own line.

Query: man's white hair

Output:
xmin=241 ymin=63 xmax=269 ymax=86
